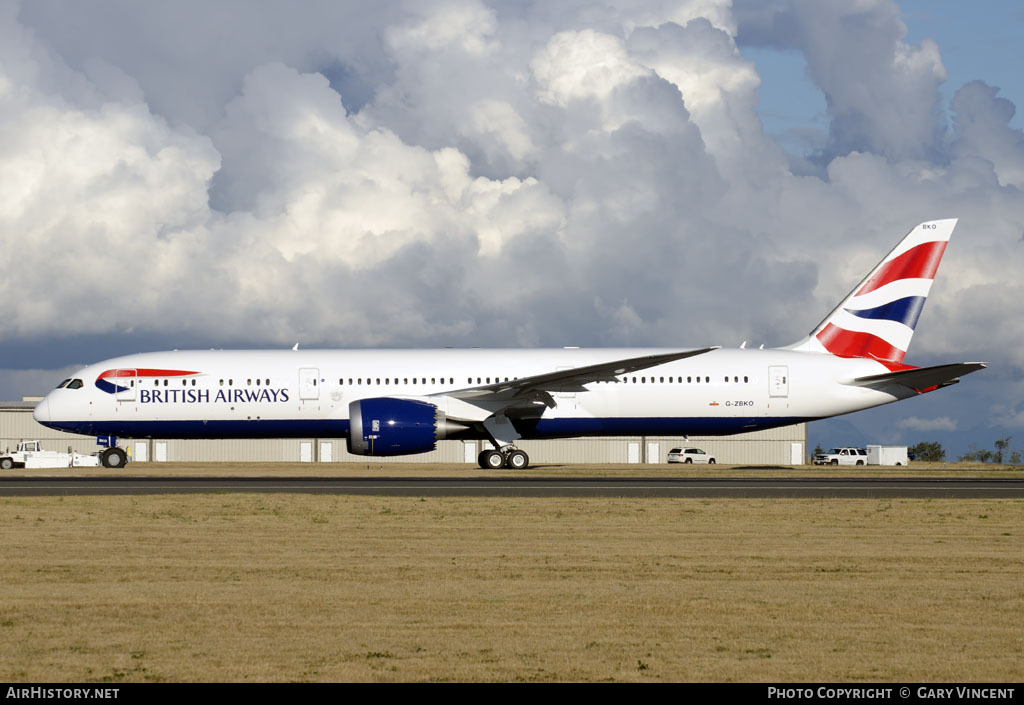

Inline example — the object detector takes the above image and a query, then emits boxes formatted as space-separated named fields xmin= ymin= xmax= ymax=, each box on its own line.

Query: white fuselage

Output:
xmin=34 ymin=347 xmax=907 ymax=442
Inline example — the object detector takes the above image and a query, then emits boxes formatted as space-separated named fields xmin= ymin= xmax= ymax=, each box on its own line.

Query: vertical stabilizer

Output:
xmin=786 ymin=219 xmax=957 ymax=364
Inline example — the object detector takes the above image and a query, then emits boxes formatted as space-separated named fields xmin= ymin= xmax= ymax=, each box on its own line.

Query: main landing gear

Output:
xmin=478 ymin=447 xmax=530 ymax=470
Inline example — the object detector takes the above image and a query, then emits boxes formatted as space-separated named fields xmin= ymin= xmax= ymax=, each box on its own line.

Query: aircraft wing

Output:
xmin=846 ymin=362 xmax=987 ymax=394
xmin=441 ymin=347 xmax=719 ymax=405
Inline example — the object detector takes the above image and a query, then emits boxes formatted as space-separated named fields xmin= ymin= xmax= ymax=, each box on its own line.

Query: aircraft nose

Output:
xmin=33 ymin=397 xmax=50 ymax=424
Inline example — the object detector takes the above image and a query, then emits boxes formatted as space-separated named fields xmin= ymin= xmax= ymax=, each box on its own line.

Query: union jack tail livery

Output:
xmin=788 ymin=219 xmax=957 ymax=366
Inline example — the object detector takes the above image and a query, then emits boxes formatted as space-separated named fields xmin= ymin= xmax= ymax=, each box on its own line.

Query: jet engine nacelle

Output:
xmin=347 ymin=397 xmax=467 ymax=456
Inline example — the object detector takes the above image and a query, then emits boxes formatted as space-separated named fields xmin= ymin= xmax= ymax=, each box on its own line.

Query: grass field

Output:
xmin=1 ymin=492 xmax=1021 ymax=682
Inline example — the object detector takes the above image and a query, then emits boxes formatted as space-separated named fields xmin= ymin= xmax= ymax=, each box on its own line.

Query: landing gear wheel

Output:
xmin=101 ymin=447 xmax=127 ymax=469
xmin=477 ymin=450 xmax=491 ymax=469
xmin=505 ymin=449 xmax=529 ymax=470
xmin=481 ymin=449 xmax=505 ymax=470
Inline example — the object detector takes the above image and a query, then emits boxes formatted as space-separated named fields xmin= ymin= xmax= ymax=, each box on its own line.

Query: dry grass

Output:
xmin=0 ymin=495 xmax=1021 ymax=682
xmin=10 ymin=460 xmax=1024 ymax=478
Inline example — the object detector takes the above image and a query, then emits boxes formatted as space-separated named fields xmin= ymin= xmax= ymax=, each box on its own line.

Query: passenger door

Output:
xmin=299 ymin=368 xmax=320 ymax=400
xmin=115 ymin=369 xmax=137 ymax=402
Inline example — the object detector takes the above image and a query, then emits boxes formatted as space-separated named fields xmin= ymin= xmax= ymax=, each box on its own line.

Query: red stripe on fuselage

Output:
xmin=98 ymin=368 xmax=200 ymax=379
xmin=816 ymin=323 xmax=906 ymax=363
xmin=856 ymin=241 xmax=947 ymax=296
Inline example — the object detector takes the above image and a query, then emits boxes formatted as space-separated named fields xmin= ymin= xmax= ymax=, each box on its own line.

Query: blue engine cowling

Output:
xmin=348 ymin=397 xmax=464 ymax=456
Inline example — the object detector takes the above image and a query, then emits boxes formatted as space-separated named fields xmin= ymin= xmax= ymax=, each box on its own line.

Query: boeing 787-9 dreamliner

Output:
xmin=34 ymin=219 xmax=985 ymax=469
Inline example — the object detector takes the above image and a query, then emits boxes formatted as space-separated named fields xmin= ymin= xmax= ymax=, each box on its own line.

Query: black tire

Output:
xmin=101 ymin=447 xmax=127 ymax=469
xmin=684 ymin=458 xmax=692 ymax=464
xmin=709 ymin=458 xmax=716 ymax=464
xmin=477 ymin=450 xmax=490 ymax=469
xmin=856 ymin=460 xmax=864 ymax=466
xmin=0 ymin=457 xmax=13 ymax=470
xmin=481 ymin=449 xmax=505 ymax=470
xmin=505 ymin=450 xmax=529 ymax=470
xmin=831 ymin=459 xmax=838 ymax=466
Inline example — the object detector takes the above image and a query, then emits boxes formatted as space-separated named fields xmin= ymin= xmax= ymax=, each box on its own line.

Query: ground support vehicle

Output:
xmin=0 ymin=440 xmax=117 ymax=469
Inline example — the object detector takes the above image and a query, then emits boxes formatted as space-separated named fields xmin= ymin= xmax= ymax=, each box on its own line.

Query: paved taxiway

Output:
xmin=2 ymin=476 xmax=1023 ymax=498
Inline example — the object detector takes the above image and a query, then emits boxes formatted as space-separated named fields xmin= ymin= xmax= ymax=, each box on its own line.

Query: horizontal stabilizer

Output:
xmin=846 ymin=362 xmax=987 ymax=394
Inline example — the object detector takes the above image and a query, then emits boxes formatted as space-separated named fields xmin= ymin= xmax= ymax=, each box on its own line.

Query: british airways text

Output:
xmin=138 ymin=388 xmax=291 ymax=404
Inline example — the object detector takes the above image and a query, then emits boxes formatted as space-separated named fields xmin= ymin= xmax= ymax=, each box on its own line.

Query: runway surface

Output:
xmin=2 ymin=476 xmax=1023 ymax=498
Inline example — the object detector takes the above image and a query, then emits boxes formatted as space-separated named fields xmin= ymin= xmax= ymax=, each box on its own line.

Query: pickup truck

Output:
xmin=812 ymin=447 xmax=867 ymax=466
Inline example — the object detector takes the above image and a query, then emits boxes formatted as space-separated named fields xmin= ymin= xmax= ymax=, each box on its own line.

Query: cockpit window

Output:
xmin=66 ymin=379 xmax=84 ymax=389
xmin=56 ymin=379 xmax=71 ymax=389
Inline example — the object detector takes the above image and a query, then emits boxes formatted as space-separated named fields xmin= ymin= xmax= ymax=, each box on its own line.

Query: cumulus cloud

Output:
xmin=897 ymin=416 xmax=958 ymax=432
xmin=735 ymin=0 xmax=947 ymax=161
xmin=951 ymin=80 xmax=1024 ymax=189
xmin=0 ymin=0 xmax=1021 ymax=449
